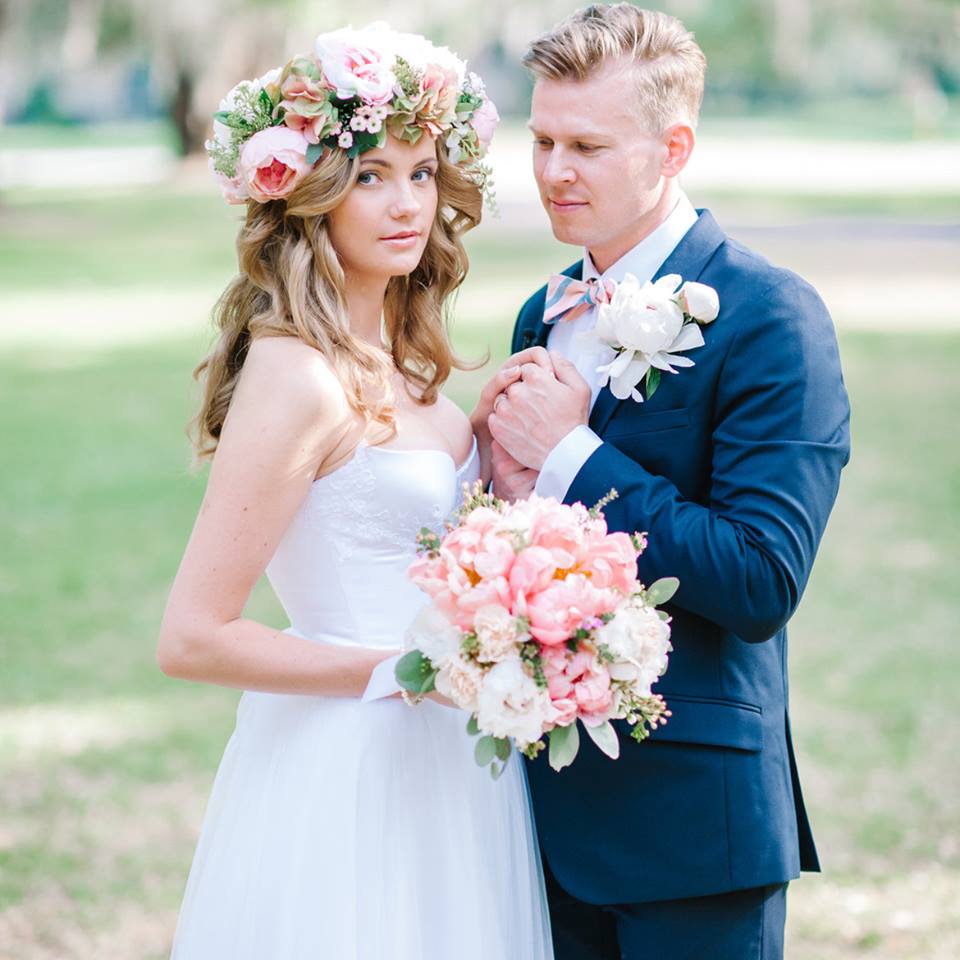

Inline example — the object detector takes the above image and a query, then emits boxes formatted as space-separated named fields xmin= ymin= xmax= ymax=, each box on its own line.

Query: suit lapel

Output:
xmin=588 ymin=210 xmax=727 ymax=437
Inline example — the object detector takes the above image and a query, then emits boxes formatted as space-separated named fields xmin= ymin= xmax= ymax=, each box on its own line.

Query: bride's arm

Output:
xmin=157 ymin=337 xmax=388 ymax=696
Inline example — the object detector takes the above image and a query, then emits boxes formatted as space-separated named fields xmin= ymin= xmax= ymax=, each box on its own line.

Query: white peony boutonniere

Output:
xmin=592 ymin=273 xmax=720 ymax=402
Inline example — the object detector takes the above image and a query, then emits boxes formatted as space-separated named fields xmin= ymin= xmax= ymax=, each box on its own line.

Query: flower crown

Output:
xmin=206 ymin=23 xmax=500 ymax=206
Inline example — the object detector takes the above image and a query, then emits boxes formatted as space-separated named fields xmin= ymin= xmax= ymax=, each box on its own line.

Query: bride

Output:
xmin=157 ymin=24 xmax=553 ymax=960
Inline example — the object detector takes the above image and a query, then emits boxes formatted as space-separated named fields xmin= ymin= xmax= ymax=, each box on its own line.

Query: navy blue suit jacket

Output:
xmin=519 ymin=210 xmax=851 ymax=906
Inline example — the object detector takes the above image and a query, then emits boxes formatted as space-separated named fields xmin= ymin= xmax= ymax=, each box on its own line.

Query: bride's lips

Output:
xmin=549 ymin=197 xmax=588 ymax=214
xmin=380 ymin=230 xmax=421 ymax=248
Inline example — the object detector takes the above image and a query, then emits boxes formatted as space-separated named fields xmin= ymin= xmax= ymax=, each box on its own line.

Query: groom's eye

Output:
xmin=577 ymin=143 xmax=599 ymax=153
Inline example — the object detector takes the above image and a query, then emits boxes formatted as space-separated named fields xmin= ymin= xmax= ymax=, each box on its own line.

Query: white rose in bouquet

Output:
xmin=476 ymin=659 xmax=552 ymax=748
xmin=405 ymin=603 xmax=461 ymax=664
xmin=473 ymin=604 xmax=523 ymax=664
xmin=597 ymin=600 xmax=672 ymax=696
xmin=435 ymin=656 xmax=484 ymax=713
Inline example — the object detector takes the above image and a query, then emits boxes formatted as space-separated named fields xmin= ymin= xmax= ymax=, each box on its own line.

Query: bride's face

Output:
xmin=327 ymin=133 xmax=439 ymax=284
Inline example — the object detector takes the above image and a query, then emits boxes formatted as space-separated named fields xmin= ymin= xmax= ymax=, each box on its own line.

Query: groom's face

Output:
xmin=529 ymin=59 xmax=671 ymax=266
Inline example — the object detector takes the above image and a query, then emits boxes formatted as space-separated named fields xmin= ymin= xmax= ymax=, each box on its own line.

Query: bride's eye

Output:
xmin=412 ymin=167 xmax=436 ymax=182
xmin=357 ymin=171 xmax=380 ymax=185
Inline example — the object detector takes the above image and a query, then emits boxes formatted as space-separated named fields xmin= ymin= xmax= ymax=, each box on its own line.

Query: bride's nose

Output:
xmin=389 ymin=181 xmax=421 ymax=219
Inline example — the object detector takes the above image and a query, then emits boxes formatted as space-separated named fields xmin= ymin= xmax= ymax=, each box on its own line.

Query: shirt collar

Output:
xmin=582 ymin=191 xmax=698 ymax=285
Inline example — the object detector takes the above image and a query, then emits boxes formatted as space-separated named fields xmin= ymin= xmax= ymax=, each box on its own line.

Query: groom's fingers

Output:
xmin=504 ymin=346 xmax=552 ymax=372
xmin=549 ymin=352 xmax=591 ymax=398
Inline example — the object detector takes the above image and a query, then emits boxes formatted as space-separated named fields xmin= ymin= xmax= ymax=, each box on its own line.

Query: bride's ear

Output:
xmin=661 ymin=123 xmax=695 ymax=179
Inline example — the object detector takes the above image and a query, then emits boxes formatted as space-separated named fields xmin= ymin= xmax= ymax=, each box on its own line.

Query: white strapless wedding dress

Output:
xmin=170 ymin=438 xmax=554 ymax=959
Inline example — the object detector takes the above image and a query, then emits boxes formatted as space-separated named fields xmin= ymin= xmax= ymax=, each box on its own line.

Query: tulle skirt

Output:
xmin=170 ymin=689 xmax=554 ymax=959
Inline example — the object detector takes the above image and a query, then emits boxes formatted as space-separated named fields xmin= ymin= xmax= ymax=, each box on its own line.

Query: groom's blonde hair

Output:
xmin=523 ymin=3 xmax=706 ymax=134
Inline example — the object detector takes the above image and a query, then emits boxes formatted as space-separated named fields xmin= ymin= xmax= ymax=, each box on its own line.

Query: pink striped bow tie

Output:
xmin=543 ymin=274 xmax=618 ymax=324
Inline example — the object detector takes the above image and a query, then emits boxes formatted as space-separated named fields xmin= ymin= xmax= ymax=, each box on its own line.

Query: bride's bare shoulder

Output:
xmin=237 ymin=336 xmax=350 ymax=419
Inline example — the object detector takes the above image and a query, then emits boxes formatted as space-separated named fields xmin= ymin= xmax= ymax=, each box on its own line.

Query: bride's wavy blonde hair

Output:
xmin=191 ymin=140 xmax=482 ymax=460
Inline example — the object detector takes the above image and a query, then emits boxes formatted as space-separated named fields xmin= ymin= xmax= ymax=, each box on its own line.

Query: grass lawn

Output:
xmin=0 ymin=187 xmax=957 ymax=958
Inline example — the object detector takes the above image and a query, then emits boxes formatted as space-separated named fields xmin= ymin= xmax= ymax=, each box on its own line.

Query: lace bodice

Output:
xmin=265 ymin=437 xmax=480 ymax=648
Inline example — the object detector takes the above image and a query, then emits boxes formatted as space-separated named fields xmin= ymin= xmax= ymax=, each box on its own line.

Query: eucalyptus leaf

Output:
xmin=475 ymin=735 xmax=497 ymax=767
xmin=465 ymin=715 xmax=480 ymax=737
xmin=645 ymin=576 xmax=680 ymax=606
xmin=494 ymin=737 xmax=512 ymax=762
xmin=394 ymin=650 xmax=436 ymax=694
xmin=645 ymin=368 xmax=661 ymax=399
xmin=548 ymin=723 xmax=581 ymax=772
xmin=306 ymin=142 xmax=324 ymax=165
xmin=583 ymin=720 xmax=620 ymax=760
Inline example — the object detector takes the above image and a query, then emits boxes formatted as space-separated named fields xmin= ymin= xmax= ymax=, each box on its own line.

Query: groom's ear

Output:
xmin=661 ymin=123 xmax=696 ymax=179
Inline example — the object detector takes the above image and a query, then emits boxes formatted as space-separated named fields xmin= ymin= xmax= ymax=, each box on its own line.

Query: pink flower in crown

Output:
xmin=238 ymin=126 xmax=312 ymax=202
xmin=414 ymin=64 xmax=460 ymax=134
xmin=207 ymin=155 xmax=248 ymax=205
xmin=278 ymin=57 xmax=338 ymax=144
xmin=525 ymin=574 xmax=613 ymax=647
xmin=470 ymin=97 xmax=500 ymax=150
xmin=579 ymin=532 xmax=638 ymax=593
xmin=314 ymin=28 xmax=397 ymax=105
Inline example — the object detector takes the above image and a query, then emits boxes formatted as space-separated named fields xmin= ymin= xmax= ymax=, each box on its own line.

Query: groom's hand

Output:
xmin=490 ymin=440 xmax=538 ymax=503
xmin=488 ymin=353 xmax=591 ymax=471
xmin=470 ymin=347 xmax=554 ymax=437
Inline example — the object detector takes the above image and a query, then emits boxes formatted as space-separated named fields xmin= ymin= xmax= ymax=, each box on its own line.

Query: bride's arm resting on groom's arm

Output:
xmin=157 ymin=336 xmax=393 ymax=695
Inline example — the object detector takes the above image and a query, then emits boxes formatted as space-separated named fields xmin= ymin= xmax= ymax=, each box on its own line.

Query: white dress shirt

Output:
xmin=534 ymin=192 xmax=699 ymax=501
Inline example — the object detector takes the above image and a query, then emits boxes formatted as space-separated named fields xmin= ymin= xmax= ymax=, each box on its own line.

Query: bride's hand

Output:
xmin=470 ymin=347 xmax=553 ymax=485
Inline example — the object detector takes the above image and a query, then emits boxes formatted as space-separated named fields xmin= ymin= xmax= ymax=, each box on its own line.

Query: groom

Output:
xmin=473 ymin=5 xmax=851 ymax=959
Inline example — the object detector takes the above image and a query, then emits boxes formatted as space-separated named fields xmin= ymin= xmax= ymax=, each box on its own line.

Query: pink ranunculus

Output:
xmin=440 ymin=526 xmax=484 ymax=571
xmin=473 ymin=532 xmax=515 ymax=580
xmin=452 ymin=576 xmax=512 ymax=629
xmin=526 ymin=574 xmax=607 ymax=647
xmin=580 ymin=532 xmax=638 ymax=593
xmin=407 ymin=553 xmax=450 ymax=598
xmin=572 ymin=662 xmax=614 ymax=720
xmin=238 ymin=126 xmax=312 ymax=202
xmin=470 ymin=97 xmax=500 ymax=149
xmin=547 ymin=696 xmax=578 ymax=728
xmin=508 ymin=546 xmax=557 ymax=598
xmin=528 ymin=501 xmax=585 ymax=568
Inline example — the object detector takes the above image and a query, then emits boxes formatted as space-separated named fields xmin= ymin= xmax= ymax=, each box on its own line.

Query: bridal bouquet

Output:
xmin=396 ymin=486 xmax=674 ymax=776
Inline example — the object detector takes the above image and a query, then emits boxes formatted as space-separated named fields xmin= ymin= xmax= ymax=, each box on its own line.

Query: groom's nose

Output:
xmin=540 ymin=146 xmax=576 ymax=187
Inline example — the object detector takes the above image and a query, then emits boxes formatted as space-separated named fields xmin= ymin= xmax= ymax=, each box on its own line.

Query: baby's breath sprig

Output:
xmin=589 ymin=488 xmax=619 ymax=518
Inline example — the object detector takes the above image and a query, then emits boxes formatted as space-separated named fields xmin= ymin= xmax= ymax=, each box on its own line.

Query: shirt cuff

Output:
xmin=534 ymin=424 xmax=603 ymax=502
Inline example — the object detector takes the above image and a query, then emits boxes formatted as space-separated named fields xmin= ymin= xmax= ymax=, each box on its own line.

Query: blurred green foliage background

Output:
xmin=1 ymin=2 xmax=958 ymax=958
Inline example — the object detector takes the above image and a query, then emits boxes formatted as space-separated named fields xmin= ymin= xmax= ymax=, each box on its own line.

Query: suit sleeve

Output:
xmin=566 ymin=276 xmax=852 ymax=643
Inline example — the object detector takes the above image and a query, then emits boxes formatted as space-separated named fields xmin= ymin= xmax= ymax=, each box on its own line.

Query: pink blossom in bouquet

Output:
xmin=525 ymin=574 xmax=616 ymax=647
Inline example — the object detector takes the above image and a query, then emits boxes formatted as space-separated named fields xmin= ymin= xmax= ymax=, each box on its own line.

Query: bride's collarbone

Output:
xmin=315 ymin=396 xmax=472 ymax=481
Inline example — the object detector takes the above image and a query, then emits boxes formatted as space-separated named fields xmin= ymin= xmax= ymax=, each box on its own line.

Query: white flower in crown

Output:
xmin=594 ymin=273 xmax=720 ymax=402
xmin=313 ymin=26 xmax=397 ymax=104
